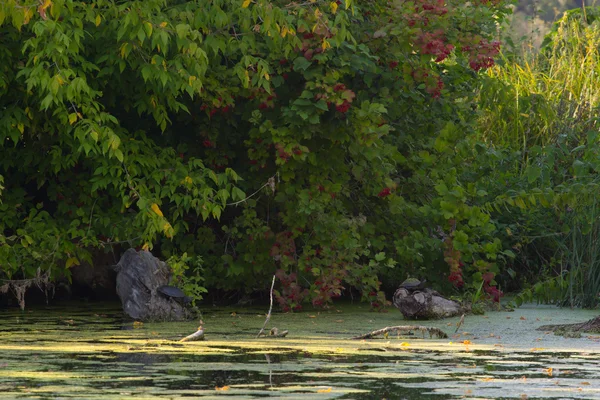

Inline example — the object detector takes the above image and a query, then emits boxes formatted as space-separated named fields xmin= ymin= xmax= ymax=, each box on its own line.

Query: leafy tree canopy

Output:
xmin=0 ymin=0 xmax=511 ymax=309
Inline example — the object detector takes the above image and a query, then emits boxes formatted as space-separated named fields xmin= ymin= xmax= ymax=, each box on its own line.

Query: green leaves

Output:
xmin=0 ymin=0 xmax=518 ymax=308
xmin=293 ymin=57 xmax=312 ymax=72
xmin=526 ymin=165 xmax=542 ymax=183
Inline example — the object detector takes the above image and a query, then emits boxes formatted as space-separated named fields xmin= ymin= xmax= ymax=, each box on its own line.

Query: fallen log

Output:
xmin=537 ymin=315 xmax=600 ymax=335
xmin=351 ymin=325 xmax=448 ymax=340
xmin=258 ymin=327 xmax=289 ymax=338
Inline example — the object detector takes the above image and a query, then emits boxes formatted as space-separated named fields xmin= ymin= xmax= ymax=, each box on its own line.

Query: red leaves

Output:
xmin=482 ymin=272 xmax=504 ymax=302
xmin=462 ymin=39 xmax=500 ymax=71
xmin=444 ymin=237 xmax=464 ymax=288
xmin=485 ymin=285 xmax=503 ymax=302
xmin=377 ymin=187 xmax=391 ymax=198
xmin=416 ymin=30 xmax=455 ymax=63
xmin=472 ymin=0 xmax=503 ymax=6
xmin=333 ymin=83 xmax=346 ymax=92
xmin=482 ymin=272 xmax=495 ymax=284
xmin=426 ymin=76 xmax=444 ymax=99
xmin=414 ymin=0 xmax=447 ymax=15
xmin=275 ymin=143 xmax=291 ymax=162
xmin=448 ymin=271 xmax=464 ymax=288
xmin=274 ymin=269 xmax=308 ymax=312
xmin=335 ymin=101 xmax=351 ymax=113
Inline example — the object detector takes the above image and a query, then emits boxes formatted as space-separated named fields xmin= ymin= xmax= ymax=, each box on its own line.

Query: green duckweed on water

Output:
xmin=1 ymin=302 xmax=599 ymax=399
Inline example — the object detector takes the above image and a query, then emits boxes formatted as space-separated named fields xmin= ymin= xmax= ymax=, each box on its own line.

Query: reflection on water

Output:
xmin=0 ymin=303 xmax=599 ymax=399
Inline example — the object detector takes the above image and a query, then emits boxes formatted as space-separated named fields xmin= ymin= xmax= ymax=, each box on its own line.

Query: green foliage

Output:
xmin=0 ymin=0 xmax=513 ymax=308
xmin=511 ymin=274 xmax=569 ymax=307
xmin=166 ymin=252 xmax=207 ymax=306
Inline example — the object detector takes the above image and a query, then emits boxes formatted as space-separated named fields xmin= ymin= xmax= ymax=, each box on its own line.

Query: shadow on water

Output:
xmin=1 ymin=303 xmax=600 ymax=398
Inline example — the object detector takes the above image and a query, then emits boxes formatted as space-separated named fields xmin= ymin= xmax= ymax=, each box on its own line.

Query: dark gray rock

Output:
xmin=115 ymin=249 xmax=189 ymax=321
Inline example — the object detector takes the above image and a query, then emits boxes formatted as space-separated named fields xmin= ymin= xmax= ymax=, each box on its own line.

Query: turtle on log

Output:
xmin=394 ymin=278 xmax=464 ymax=319
xmin=398 ymin=278 xmax=427 ymax=292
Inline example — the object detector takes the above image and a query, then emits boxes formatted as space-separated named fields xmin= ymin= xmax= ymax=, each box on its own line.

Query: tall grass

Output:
xmin=478 ymin=8 xmax=600 ymax=307
xmin=553 ymin=203 xmax=600 ymax=308
xmin=479 ymin=9 xmax=600 ymax=152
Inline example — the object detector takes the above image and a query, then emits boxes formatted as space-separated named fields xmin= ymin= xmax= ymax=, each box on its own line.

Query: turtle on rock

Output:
xmin=157 ymin=285 xmax=193 ymax=305
xmin=398 ymin=278 xmax=427 ymax=292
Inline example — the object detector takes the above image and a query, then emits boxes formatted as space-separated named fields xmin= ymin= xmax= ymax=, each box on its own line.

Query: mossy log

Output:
xmin=351 ymin=325 xmax=448 ymax=340
xmin=537 ymin=315 xmax=600 ymax=335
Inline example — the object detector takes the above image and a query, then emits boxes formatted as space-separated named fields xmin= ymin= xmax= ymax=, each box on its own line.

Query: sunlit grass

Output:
xmin=479 ymin=11 xmax=600 ymax=151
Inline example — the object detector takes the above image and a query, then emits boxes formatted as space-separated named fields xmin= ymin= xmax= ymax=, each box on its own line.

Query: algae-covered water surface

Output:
xmin=1 ymin=302 xmax=599 ymax=399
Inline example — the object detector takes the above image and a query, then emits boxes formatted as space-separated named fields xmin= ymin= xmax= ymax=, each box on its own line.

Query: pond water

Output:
xmin=0 ymin=302 xmax=599 ymax=399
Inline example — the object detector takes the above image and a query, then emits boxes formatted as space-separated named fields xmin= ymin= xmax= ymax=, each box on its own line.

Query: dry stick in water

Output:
xmin=455 ymin=314 xmax=465 ymax=333
xmin=351 ymin=325 xmax=448 ymax=340
xmin=257 ymin=275 xmax=276 ymax=338
xmin=180 ymin=320 xmax=205 ymax=342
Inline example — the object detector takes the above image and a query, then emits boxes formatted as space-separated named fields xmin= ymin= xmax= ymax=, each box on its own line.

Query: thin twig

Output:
xmin=257 ymin=275 xmax=276 ymax=338
xmin=455 ymin=314 xmax=465 ymax=334
xmin=52 ymin=63 xmax=81 ymax=121
xmin=227 ymin=173 xmax=278 ymax=206
xmin=98 ymin=236 xmax=142 ymax=246
xmin=85 ymin=198 xmax=98 ymax=239
xmin=122 ymin=163 xmax=142 ymax=201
